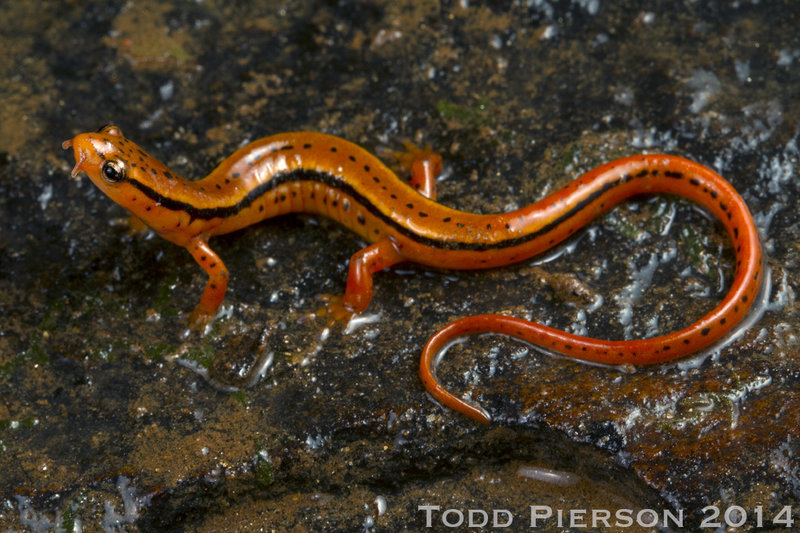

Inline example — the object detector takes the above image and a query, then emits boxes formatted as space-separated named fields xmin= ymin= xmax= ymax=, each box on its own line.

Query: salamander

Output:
xmin=63 ymin=125 xmax=763 ymax=423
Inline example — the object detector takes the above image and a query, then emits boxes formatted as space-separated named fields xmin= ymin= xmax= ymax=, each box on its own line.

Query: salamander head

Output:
xmin=63 ymin=124 xmax=183 ymax=202
xmin=62 ymin=124 xmax=193 ymax=235
xmin=62 ymin=124 xmax=142 ymax=190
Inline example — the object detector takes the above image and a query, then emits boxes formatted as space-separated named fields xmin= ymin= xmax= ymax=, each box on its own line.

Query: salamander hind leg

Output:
xmin=186 ymin=238 xmax=229 ymax=329
xmin=391 ymin=141 xmax=443 ymax=200
xmin=315 ymin=237 xmax=407 ymax=324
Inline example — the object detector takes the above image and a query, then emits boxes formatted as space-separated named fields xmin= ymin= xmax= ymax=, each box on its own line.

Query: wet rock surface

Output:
xmin=0 ymin=0 xmax=798 ymax=531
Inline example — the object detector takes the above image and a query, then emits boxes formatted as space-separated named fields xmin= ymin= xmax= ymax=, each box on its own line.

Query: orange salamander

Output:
xmin=63 ymin=125 xmax=763 ymax=423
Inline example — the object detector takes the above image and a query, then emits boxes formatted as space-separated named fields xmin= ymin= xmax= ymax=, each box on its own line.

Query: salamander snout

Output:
xmin=62 ymin=133 xmax=90 ymax=180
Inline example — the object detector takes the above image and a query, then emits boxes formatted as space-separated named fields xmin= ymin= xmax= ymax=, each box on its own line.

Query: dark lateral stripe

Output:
xmin=125 ymin=169 xmax=623 ymax=251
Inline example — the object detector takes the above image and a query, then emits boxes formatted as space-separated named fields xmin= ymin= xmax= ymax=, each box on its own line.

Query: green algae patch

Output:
xmin=144 ymin=342 xmax=179 ymax=361
xmin=680 ymin=223 xmax=721 ymax=281
xmin=183 ymin=344 xmax=215 ymax=370
xmin=436 ymin=99 xmax=496 ymax=128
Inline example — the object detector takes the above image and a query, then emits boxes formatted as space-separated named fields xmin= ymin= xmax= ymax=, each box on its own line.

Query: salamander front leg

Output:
xmin=125 ymin=214 xmax=151 ymax=234
xmin=186 ymin=238 xmax=229 ymax=328
xmin=317 ymin=237 xmax=407 ymax=323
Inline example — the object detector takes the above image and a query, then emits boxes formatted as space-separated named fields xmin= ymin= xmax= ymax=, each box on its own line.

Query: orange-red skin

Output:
xmin=63 ymin=126 xmax=762 ymax=423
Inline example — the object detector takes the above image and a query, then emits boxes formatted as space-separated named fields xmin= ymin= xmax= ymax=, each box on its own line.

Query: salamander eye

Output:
xmin=101 ymin=159 xmax=127 ymax=183
xmin=97 ymin=124 xmax=123 ymax=137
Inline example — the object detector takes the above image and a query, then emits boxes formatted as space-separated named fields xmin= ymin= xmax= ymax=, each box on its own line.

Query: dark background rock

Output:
xmin=0 ymin=0 xmax=797 ymax=531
